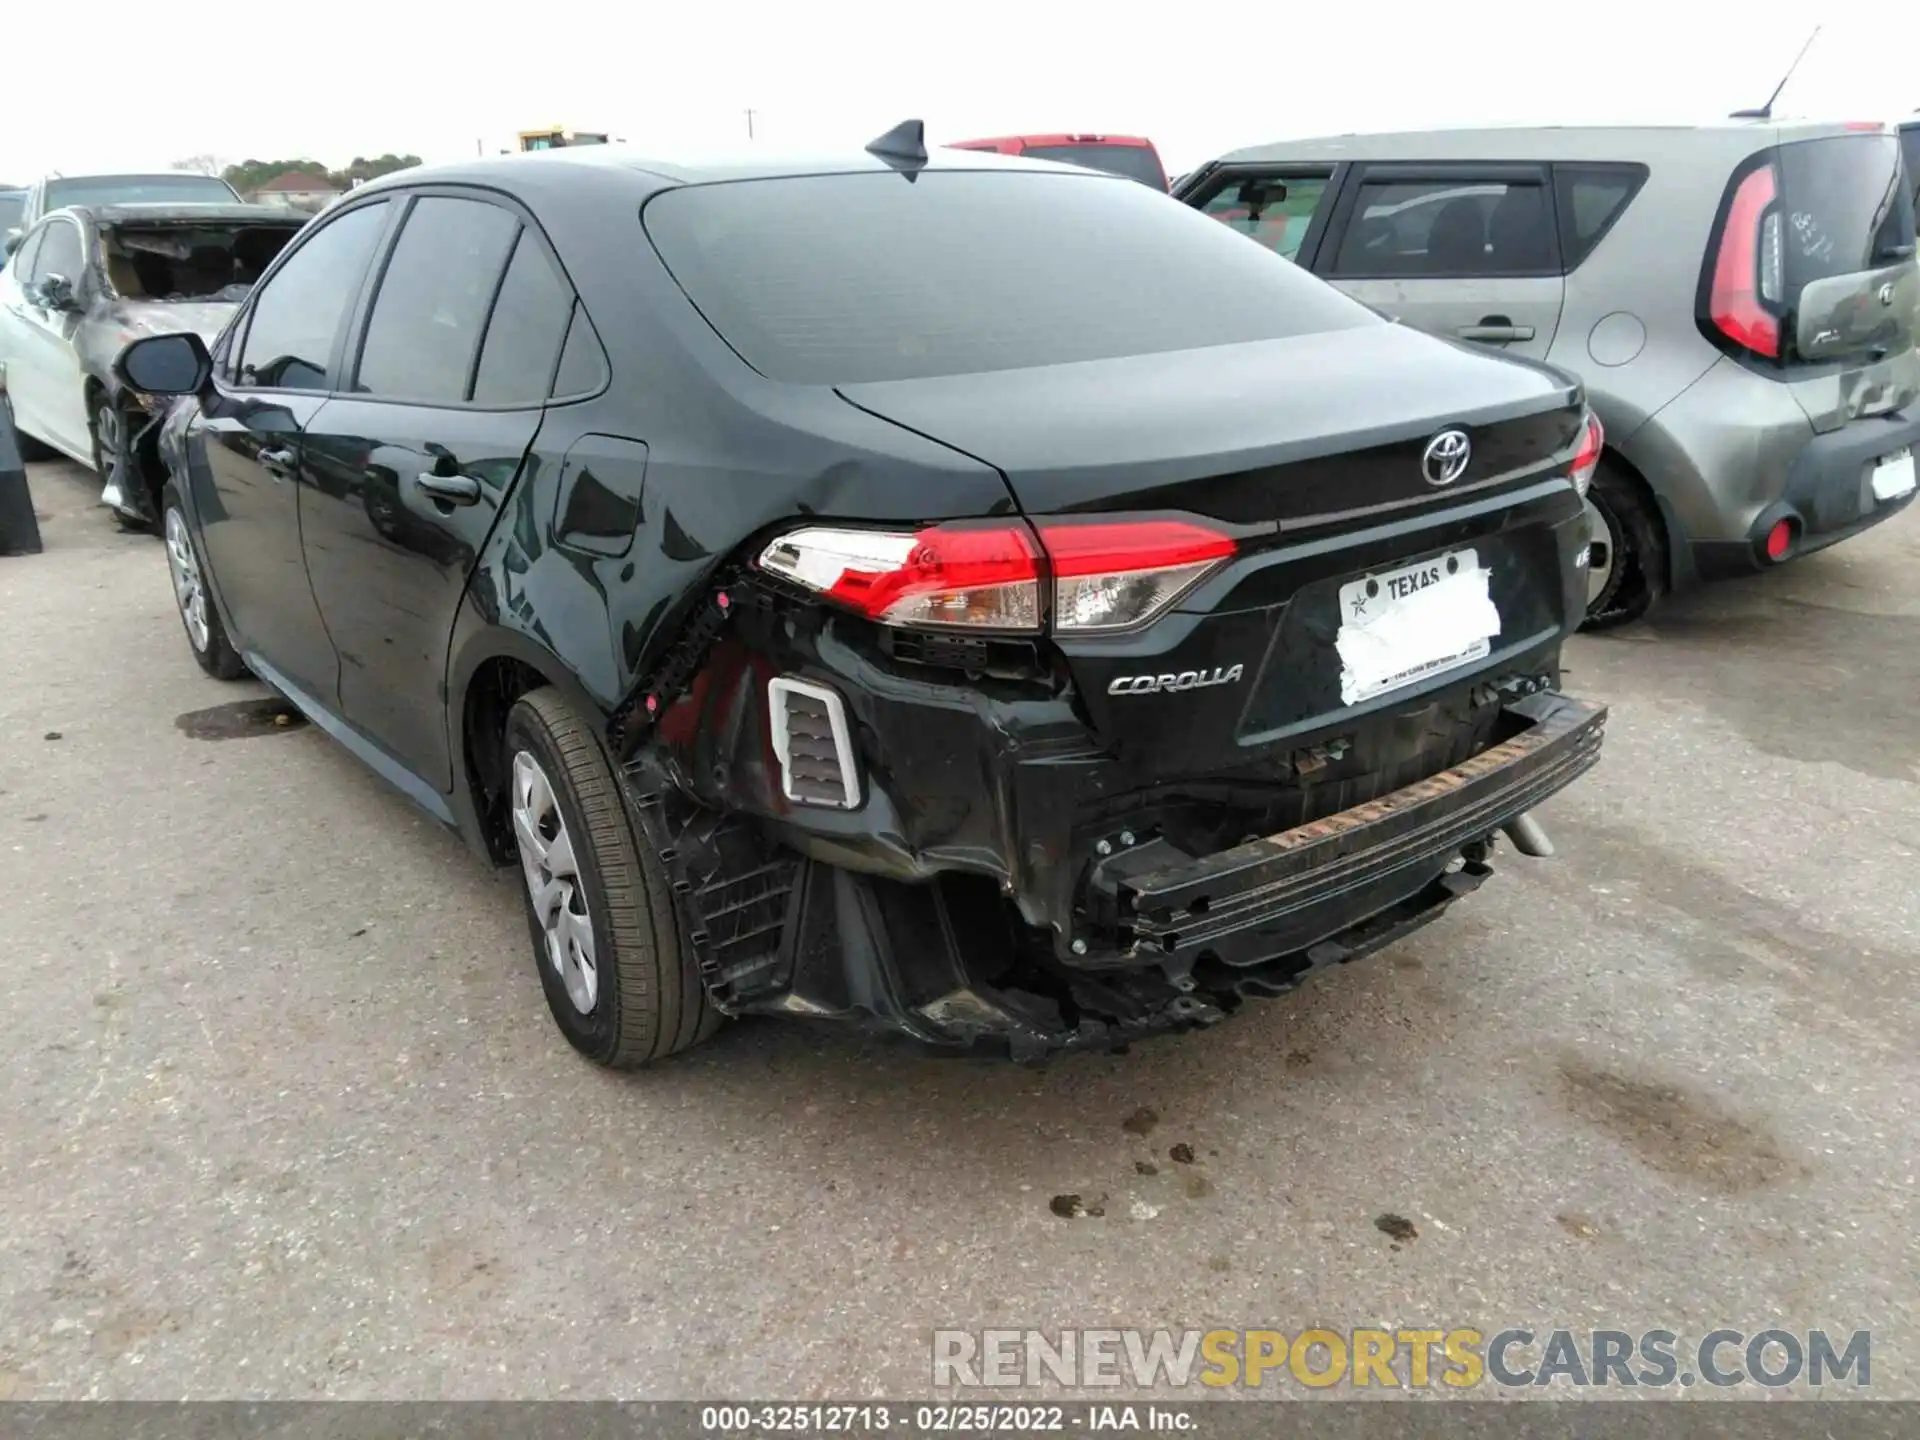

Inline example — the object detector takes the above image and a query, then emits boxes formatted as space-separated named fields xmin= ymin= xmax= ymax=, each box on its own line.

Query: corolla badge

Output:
xmin=1107 ymin=665 xmax=1245 ymax=696
xmin=1422 ymin=429 xmax=1472 ymax=487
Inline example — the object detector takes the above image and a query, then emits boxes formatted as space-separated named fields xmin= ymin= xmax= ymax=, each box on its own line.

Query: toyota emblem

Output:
xmin=1422 ymin=429 xmax=1472 ymax=487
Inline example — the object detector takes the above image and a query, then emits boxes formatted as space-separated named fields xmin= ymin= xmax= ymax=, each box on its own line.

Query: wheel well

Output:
xmin=1595 ymin=447 xmax=1675 ymax=589
xmin=463 ymin=656 xmax=552 ymax=864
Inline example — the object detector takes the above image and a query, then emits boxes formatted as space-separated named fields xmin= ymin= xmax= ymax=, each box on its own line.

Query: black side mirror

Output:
xmin=38 ymin=274 xmax=79 ymax=312
xmin=114 ymin=331 xmax=212 ymax=397
xmin=1235 ymin=179 xmax=1289 ymax=220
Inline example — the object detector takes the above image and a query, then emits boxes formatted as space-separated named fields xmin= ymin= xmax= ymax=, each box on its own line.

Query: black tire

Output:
xmin=160 ymin=481 xmax=248 ymax=680
xmin=91 ymin=393 xmax=154 ymax=534
xmin=1581 ymin=461 xmax=1666 ymax=631
xmin=504 ymin=687 xmax=720 ymax=1067
xmin=2 ymin=395 xmax=58 ymax=462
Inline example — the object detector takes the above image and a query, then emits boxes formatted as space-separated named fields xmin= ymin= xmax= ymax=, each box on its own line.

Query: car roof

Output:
xmin=1213 ymin=119 xmax=1891 ymax=166
xmin=347 ymin=141 xmax=1113 ymax=200
xmin=64 ymin=202 xmax=301 ymax=226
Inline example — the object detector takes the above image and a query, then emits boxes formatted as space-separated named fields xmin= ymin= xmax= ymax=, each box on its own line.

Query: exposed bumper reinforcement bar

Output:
xmin=1087 ymin=691 xmax=1607 ymax=970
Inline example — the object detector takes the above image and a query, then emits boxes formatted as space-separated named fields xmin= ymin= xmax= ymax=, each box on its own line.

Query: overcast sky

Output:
xmin=4 ymin=4 xmax=1915 ymax=184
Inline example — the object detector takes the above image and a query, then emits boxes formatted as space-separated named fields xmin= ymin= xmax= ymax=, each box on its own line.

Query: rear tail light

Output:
xmin=755 ymin=515 xmax=1238 ymax=635
xmin=1707 ymin=163 xmax=1783 ymax=359
xmin=757 ymin=522 xmax=1041 ymax=631
xmin=1569 ymin=410 xmax=1605 ymax=496
xmin=1037 ymin=518 xmax=1236 ymax=633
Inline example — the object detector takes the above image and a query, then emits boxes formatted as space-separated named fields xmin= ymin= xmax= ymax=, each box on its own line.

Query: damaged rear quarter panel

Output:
xmin=440 ymin=212 xmax=1019 ymax=846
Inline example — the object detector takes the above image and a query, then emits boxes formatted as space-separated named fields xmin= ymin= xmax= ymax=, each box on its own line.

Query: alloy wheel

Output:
xmin=511 ymin=750 xmax=599 ymax=1014
xmin=164 ymin=509 xmax=212 ymax=652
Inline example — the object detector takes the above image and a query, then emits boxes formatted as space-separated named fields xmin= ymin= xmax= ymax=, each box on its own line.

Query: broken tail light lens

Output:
xmin=1038 ymin=518 xmax=1237 ymax=633
xmin=756 ymin=523 xmax=1043 ymax=631
xmin=1569 ymin=410 xmax=1605 ymax=496
xmin=756 ymin=515 xmax=1238 ymax=635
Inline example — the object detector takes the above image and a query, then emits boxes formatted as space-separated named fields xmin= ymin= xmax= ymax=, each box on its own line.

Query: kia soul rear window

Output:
xmin=643 ymin=170 xmax=1377 ymax=385
xmin=1776 ymin=133 xmax=1914 ymax=290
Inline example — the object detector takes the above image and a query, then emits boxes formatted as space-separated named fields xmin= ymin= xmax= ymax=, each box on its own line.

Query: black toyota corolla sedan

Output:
xmin=115 ymin=123 xmax=1609 ymax=1067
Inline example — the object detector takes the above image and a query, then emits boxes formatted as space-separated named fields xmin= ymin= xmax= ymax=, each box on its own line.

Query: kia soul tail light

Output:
xmin=756 ymin=516 xmax=1237 ymax=635
xmin=1705 ymin=160 xmax=1785 ymax=360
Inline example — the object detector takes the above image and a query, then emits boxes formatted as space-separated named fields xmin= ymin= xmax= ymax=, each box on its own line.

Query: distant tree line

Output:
xmin=171 ymin=154 xmax=424 ymax=193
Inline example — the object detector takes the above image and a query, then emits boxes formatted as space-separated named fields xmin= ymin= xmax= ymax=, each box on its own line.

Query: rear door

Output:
xmin=1184 ymin=164 xmax=1346 ymax=267
xmin=298 ymin=190 xmax=567 ymax=791
xmin=1769 ymin=131 xmax=1918 ymax=432
xmin=1312 ymin=162 xmax=1565 ymax=362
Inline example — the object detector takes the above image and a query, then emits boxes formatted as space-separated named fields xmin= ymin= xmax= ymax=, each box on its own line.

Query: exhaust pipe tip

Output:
xmin=1501 ymin=812 xmax=1555 ymax=858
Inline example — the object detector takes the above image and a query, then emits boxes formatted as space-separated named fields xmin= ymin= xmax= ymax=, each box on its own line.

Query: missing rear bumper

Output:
xmin=620 ymin=690 xmax=1606 ymax=1062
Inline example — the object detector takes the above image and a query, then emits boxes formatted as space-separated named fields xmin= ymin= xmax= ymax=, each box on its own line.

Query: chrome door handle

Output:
xmin=413 ymin=471 xmax=480 ymax=506
xmin=259 ymin=446 xmax=296 ymax=477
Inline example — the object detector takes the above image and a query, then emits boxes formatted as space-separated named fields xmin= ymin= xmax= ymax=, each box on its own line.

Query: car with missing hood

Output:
xmin=113 ymin=124 xmax=1609 ymax=1067
xmin=0 ymin=202 xmax=306 ymax=526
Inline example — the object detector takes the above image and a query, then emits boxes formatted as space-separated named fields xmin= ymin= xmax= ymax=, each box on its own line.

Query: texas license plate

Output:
xmin=1870 ymin=448 xmax=1915 ymax=502
xmin=1335 ymin=548 xmax=1501 ymax=706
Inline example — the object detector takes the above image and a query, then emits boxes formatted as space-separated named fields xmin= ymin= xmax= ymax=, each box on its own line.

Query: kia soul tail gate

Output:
xmin=603 ymin=346 xmax=1610 ymax=1061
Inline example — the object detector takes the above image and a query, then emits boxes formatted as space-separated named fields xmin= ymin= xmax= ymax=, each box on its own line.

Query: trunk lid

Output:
xmin=1770 ymin=131 xmax=1920 ymax=431
xmin=835 ymin=321 xmax=1581 ymax=524
xmin=838 ymin=324 xmax=1587 ymax=774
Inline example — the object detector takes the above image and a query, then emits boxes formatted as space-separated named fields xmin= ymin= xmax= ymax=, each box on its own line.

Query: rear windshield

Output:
xmin=643 ymin=170 xmax=1376 ymax=385
xmin=46 ymin=174 xmax=239 ymax=209
xmin=103 ymin=222 xmax=302 ymax=302
xmin=1901 ymin=125 xmax=1920 ymax=210
xmin=1776 ymin=133 xmax=1914 ymax=289
xmin=1022 ymin=143 xmax=1166 ymax=189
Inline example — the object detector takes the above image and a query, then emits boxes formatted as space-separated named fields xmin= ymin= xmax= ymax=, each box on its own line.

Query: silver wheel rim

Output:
xmin=511 ymin=750 xmax=598 ymax=1015
xmin=164 ymin=509 xmax=212 ymax=652
xmin=1582 ymin=494 xmax=1618 ymax=610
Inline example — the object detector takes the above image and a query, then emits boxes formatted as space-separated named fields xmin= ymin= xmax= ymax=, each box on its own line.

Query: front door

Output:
xmin=298 ymin=192 xmax=574 ymax=790
xmin=1313 ymin=163 xmax=1566 ymax=363
xmin=188 ymin=198 xmax=395 ymax=698
xmin=5 ymin=216 xmax=90 ymax=456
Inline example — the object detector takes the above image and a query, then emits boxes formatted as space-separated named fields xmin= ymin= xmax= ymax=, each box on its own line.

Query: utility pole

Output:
xmin=745 ymin=108 xmax=757 ymax=141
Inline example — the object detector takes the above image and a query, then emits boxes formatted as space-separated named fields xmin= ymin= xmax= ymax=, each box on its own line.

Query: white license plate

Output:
xmin=1335 ymin=548 xmax=1501 ymax=706
xmin=1870 ymin=448 xmax=1916 ymax=502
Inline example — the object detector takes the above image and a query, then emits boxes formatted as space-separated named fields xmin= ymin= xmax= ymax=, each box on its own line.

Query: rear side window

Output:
xmin=1020 ymin=144 xmax=1166 ymax=188
xmin=1195 ymin=173 xmax=1334 ymax=263
xmin=1553 ymin=164 xmax=1647 ymax=269
xmin=355 ymin=196 xmax=520 ymax=403
xmin=470 ymin=231 xmax=574 ymax=405
xmin=1331 ymin=177 xmax=1555 ymax=278
xmin=236 ymin=200 xmax=390 ymax=391
xmin=1903 ymin=125 xmax=1920 ymax=208
xmin=642 ymin=170 xmax=1376 ymax=385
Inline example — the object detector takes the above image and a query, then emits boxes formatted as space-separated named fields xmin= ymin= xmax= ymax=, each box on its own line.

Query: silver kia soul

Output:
xmin=1176 ymin=121 xmax=1920 ymax=627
